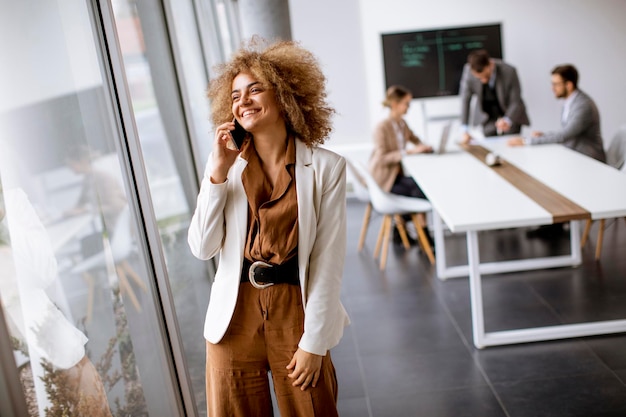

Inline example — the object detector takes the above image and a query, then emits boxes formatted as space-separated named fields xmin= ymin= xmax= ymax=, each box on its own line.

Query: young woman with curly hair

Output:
xmin=188 ymin=38 xmax=349 ymax=417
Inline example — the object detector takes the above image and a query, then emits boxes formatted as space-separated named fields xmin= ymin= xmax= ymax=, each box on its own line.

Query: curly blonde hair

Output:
xmin=206 ymin=37 xmax=335 ymax=147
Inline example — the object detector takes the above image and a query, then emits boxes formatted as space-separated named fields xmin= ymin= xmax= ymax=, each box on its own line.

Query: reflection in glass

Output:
xmin=0 ymin=0 xmax=180 ymax=415
xmin=111 ymin=1 xmax=215 ymax=414
xmin=64 ymin=146 xmax=128 ymax=234
xmin=0 ymin=188 xmax=112 ymax=417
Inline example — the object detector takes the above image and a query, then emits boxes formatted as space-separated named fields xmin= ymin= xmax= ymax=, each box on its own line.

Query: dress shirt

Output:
xmin=241 ymin=137 xmax=298 ymax=265
xmin=561 ymin=90 xmax=579 ymax=124
xmin=392 ymin=120 xmax=406 ymax=155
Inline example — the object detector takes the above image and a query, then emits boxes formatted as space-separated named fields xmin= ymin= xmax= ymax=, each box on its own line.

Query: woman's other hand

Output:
xmin=286 ymin=348 xmax=323 ymax=391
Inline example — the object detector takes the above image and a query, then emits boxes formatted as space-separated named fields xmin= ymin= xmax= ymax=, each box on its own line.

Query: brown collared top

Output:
xmin=240 ymin=136 xmax=298 ymax=265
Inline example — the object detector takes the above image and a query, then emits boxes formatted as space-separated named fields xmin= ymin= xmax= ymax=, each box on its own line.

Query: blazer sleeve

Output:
xmin=459 ymin=63 xmax=474 ymax=125
xmin=530 ymin=95 xmax=593 ymax=145
xmin=500 ymin=65 xmax=528 ymax=125
xmin=372 ymin=122 xmax=403 ymax=165
xmin=298 ymin=156 xmax=348 ymax=355
xmin=187 ymin=155 xmax=229 ymax=260
xmin=404 ymin=123 xmax=422 ymax=146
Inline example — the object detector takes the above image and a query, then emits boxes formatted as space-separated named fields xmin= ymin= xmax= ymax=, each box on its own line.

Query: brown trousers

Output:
xmin=205 ymin=282 xmax=339 ymax=417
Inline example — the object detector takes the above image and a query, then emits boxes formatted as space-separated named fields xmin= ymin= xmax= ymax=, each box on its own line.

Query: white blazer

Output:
xmin=188 ymin=139 xmax=350 ymax=356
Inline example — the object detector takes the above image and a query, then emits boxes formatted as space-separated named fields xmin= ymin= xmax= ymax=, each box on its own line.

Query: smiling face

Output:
xmin=231 ymin=71 xmax=283 ymax=134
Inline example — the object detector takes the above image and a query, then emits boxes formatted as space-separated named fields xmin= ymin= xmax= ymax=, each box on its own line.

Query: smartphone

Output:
xmin=230 ymin=118 xmax=248 ymax=150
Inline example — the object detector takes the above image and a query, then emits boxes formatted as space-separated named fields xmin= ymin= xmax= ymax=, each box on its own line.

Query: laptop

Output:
xmin=436 ymin=121 xmax=453 ymax=154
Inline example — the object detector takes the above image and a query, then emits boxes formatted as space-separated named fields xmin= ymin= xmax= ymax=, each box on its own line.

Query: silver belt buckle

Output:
xmin=248 ymin=260 xmax=274 ymax=289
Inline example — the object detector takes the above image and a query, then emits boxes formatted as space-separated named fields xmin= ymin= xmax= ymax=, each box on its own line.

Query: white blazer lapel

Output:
xmin=295 ymin=140 xmax=315 ymax=288
xmin=232 ymin=156 xmax=249 ymax=250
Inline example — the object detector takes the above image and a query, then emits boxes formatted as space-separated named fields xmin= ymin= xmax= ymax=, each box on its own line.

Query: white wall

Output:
xmin=0 ymin=0 xmax=101 ymax=112
xmin=289 ymin=0 xmax=371 ymax=149
xmin=290 ymin=0 xmax=626 ymax=155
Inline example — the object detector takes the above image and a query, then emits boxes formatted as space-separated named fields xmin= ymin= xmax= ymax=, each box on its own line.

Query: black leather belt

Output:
xmin=240 ymin=256 xmax=300 ymax=288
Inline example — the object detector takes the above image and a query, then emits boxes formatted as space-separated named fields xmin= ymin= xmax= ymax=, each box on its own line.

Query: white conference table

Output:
xmin=402 ymin=138 xmax=626 ymax=348
xmin=481 ymin=139 xmax=626 ymax=221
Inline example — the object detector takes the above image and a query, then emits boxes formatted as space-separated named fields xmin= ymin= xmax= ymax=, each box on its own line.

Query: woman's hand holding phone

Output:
xmin=211 ymin=120 xmax=243 ymax=183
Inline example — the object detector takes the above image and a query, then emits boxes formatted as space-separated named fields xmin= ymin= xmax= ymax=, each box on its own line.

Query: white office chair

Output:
xmin=346 ymin=159 xmax=375 ymax=251
xmin=581 ymin=126 xmax=626 ymax=260
xmin=347 ymin=158 xmax=435 ymax=270
xmin=346 ymin=159 xmax=423 ymax=252
xmin=70 ymin=207 xmax=147 ymax=320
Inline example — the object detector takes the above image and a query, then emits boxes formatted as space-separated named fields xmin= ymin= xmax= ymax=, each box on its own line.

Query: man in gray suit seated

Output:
xmin=508 ymin=64 xmax=607 ymax=163
xmin=508 ymin=64 xmax=607 ymax=238
xmin=460 ymin=49 xmax=530 ymax=143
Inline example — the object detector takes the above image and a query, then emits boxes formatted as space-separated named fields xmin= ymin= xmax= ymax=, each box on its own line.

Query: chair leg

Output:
xmin=411 ymin=214 xmax=435 ymax=265
xmin=581 ymin=219 xmax=592 ymax=247
xmin=82 ymin=272 xmax=95 ymax=324
xmin=380 ymin=215 xmax=393 ymax=270
xmin=374 ymin=215 xmax=388 ymax=259
xmin=393 ymin=215 xmax=411 ymax=250
xmin=116 ymin=264 xmax=142 ymax=312
xmin=595 ymin=219 xmax=605 ymax=261
xmin=121 ymin=260 xmax=148 ymax=292
xmin=416 ymin=213 xmax=427 ymax=228
xmin=358 ymin=203 xmax=372 ymax=251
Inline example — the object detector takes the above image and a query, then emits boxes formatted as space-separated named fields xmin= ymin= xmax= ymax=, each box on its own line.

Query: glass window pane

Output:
xmin=0 ymin=1 xmax=181 ymax=415
xmin=167 ymin=0 xmax=214 ymax=167
xmin=110 ymin=1 xmax=214 ymax=414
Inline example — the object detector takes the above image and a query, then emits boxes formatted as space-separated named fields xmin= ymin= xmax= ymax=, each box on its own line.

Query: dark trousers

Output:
xmin=390 ymin=175 xmax=427 ymax=200
xmin=390 ymin=175 xmax=429 ymax=224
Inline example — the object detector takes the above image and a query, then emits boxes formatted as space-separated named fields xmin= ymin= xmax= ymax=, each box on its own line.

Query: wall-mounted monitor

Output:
xmin=381 ymin=24 xmax=502 ymax=98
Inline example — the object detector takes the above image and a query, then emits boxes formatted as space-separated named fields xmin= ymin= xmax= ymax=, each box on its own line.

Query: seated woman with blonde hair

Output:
xmin=368 ymin=85 xmax=434 ymax=245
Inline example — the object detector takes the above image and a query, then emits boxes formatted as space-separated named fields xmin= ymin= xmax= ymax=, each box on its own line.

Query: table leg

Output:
xmin=467 ymin=225 xmax=626 ymax=349
xmin=438 ymin=221 xmax=583 ymax=280
xmin=580 ymin=219 xmax=592 ymax=247
xmin=467 ymin=230 xmax=486 ymax=349
xmin=433 ymin=210 xmax=448 ymax=279
xmin=569 ymin=220 xmax=582 ymax=265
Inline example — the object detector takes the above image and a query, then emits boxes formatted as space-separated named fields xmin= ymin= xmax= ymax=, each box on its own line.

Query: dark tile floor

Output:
xmin=333 ymin=200 xmax=626 ymax=417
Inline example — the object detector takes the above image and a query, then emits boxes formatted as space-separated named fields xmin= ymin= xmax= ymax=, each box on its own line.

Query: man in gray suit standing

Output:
xmin=460 ymin=49 xmax=530 ymax=143
xmin=508 ymin=64 xmax=606 ymax=163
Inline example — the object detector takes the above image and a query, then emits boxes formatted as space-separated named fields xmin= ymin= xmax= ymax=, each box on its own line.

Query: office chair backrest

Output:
xmin=347 ymin=159 xmax=405 ymax=213
xmin=110 ymin=206 xmax=134 ymax=261
xmin=346 ymin=157 xmax=431 ymax=215
xmin=345 ymin=158 xmax=371 ymax=203
xmin=606 ymin=126 xmax=626 ymax=171
xmin=346 ymin=159 xmax=384 ymax=200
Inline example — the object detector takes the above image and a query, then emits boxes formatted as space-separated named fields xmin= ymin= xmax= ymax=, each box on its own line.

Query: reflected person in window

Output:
xmin=64 ymin=146 xmax=127 ymax=234
xmin=0 ymin=188 xmax=112 ymax=416
xmin=188 ymin=38 xmax=349 ymax=417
